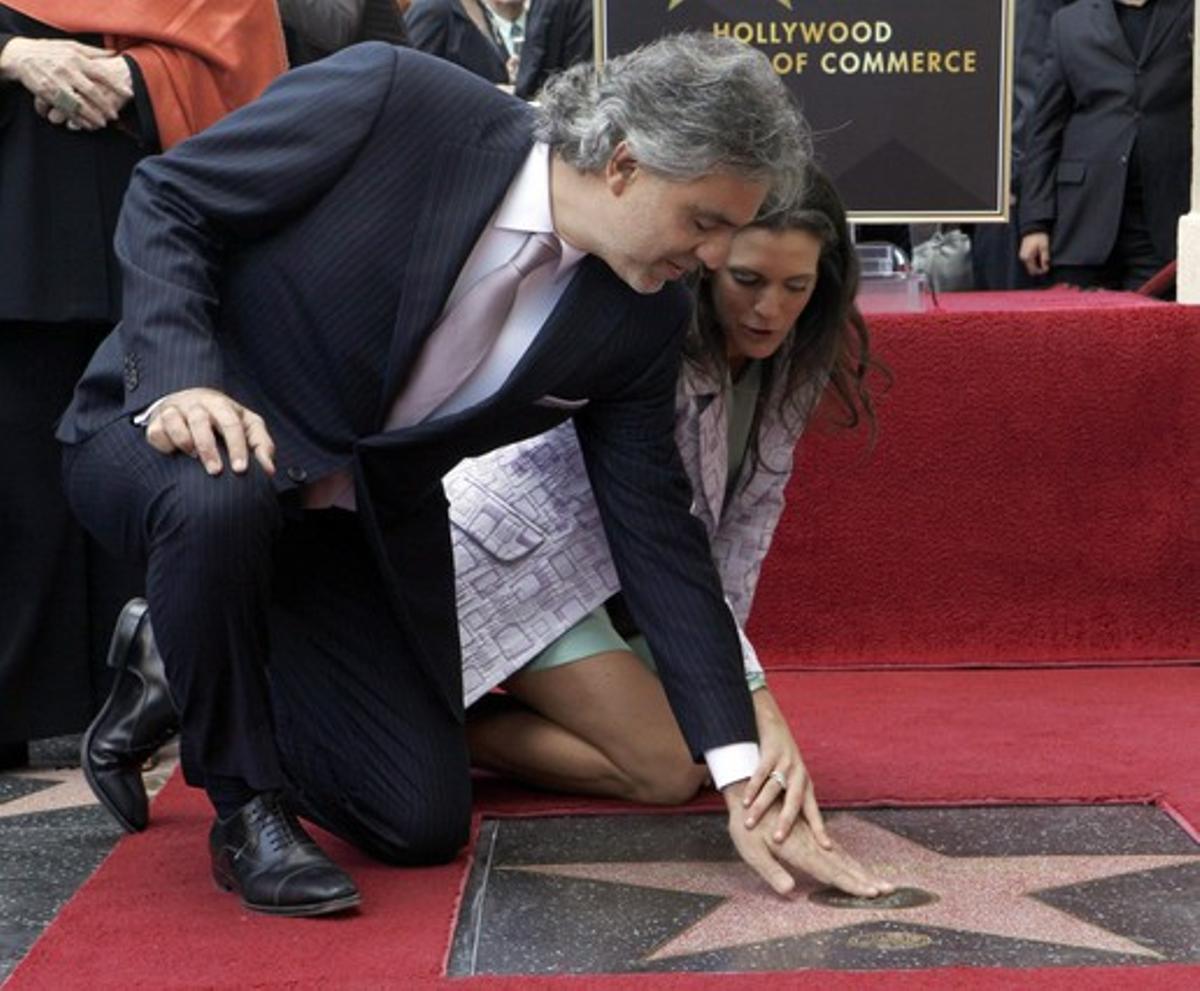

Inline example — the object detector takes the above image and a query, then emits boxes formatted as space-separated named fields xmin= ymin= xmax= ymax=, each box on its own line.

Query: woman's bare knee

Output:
xmin=626 ymin=757 xmax=707 ymax=805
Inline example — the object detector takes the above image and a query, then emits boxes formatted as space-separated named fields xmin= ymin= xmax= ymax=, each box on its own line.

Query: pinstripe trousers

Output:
xmin=62 ymin=418 xmax=471 ymax=865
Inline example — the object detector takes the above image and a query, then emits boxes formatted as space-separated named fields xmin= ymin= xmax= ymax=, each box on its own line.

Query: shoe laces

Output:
xmin=249 ymin=796 xmax=303 ymax=853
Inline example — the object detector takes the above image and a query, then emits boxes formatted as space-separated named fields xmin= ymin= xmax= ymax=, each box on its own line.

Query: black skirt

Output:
xmin=0 ymin=322 xmax=144 ymax=743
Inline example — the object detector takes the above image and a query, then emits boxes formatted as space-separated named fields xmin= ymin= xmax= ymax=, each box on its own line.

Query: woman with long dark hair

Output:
xmin=449 ymin=166 xmax=890 ymax=895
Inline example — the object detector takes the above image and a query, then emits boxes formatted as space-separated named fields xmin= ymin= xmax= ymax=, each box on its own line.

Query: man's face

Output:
xmin=592 ymin=144 xmax=769 ymax=295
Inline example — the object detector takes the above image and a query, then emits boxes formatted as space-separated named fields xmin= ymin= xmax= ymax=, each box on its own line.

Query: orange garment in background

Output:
xmin=4 ymin=0 xmax=287 ymax=148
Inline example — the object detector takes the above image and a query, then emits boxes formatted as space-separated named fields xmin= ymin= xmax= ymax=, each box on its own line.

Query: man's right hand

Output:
xmin=1019 ymin=232 xmax=1051 ymax=277
xmin=723 ymin=781 xmax=894 ymax=899
xmin=145 ymin=388 xmax=276 ymax=477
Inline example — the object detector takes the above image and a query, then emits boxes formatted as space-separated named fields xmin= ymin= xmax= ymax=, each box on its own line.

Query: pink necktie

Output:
xmin=303 ymin=232 xmax=560 ymax=510
xmin=384 ymin=232 xmax=561 ymax=429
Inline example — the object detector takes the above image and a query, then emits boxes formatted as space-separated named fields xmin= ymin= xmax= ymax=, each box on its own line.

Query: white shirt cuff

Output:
xmin=132 ymin=397 xmax=168 ymax=426
xmin=704 ymin=742 xmax=760 ymax=790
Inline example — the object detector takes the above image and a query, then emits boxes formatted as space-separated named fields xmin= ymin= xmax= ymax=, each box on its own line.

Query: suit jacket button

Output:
xmin=286 ymin=466 xmax=308 ymax=484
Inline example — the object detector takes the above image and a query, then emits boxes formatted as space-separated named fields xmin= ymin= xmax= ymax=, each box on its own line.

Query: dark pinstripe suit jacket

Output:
xmin=57 ymin=44 xmax=755 ymax=752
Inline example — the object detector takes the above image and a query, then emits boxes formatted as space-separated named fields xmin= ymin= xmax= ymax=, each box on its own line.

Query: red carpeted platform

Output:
xmin=9 ymin=291 xmax=1199 ymax=989
xmin=8 ymin=666 xmax=1199 ymax=990
xmin=750 ymin=292 xmax=1200 ymax=669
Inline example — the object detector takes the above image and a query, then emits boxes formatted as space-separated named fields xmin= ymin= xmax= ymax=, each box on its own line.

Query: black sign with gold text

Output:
xmin=597 ymin=1 xmax=1013 ymax=221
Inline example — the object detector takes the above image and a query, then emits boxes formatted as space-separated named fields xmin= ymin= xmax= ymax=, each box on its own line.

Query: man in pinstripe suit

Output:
xmin=59 ymin=36 xmax=809 ymax=916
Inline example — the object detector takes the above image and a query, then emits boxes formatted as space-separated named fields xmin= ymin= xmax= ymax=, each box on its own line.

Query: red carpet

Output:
xmin=10 ymin=293 xmax=1198 ymax=988
xmin=751 ymin=294 xmax=1200 ymax=669
xmin=9 ymin=666 xmax=1199 ymax=990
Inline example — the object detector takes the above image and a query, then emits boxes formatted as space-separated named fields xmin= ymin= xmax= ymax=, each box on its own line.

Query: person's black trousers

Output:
xmin=62 ymin=416 xmax=470 ymax=865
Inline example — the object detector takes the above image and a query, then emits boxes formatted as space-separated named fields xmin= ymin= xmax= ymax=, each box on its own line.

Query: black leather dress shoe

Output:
xmin=210 ymin=793 xmax=362 ymax=916
xmin=81 ymin=599 xmax=179 ymax=833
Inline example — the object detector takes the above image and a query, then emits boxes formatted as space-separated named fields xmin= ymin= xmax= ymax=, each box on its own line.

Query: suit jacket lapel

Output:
xmin=1092 ymin=0 xmax=1136 ymax=64
xmin=680 ymin=362 xmax=728 ymax=532
xmin=456 ymin=0 xmax=501 ymax=46
xmin=366 ymin=255 xmax=626 ymax=461
xmin=380 ymin=130 xmax=532 ymax=422
xmin=1139 ymin=0 xmax=1189 ymax=64
xmin=491 ymin=255 xmax=626 ymax=404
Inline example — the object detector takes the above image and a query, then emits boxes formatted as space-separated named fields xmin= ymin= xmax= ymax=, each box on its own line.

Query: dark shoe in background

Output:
xmin=210 ymin=792 xmax=361 ymax=917
xmin=81 ymin=599 xmax=179 ymax=832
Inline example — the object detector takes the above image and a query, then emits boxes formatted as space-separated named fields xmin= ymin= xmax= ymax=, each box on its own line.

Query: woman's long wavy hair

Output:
xmin=685 ymin=165 xmax=888 ymax=481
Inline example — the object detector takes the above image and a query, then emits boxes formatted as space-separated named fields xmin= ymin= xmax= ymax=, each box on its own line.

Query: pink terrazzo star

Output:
xmin=0 ymin=770 xmax=97 ymax=819
xmin=507 ymin=813 xmax=1200 ymax=961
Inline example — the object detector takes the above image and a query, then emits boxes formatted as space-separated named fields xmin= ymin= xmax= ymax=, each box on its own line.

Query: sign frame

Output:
xmin=591 ymin=1 xmax=1016 ymax=223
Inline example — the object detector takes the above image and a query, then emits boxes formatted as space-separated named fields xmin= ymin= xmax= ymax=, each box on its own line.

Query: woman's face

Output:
xmin=713 ymin=227 xmax=822 ymax=370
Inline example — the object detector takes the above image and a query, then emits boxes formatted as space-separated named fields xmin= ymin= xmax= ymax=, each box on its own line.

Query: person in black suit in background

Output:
xmin=970 ymin=0 xmax=1067 ymax=290
xmin=1019 ymin=0 xmax=1193 ymax=290
xmin=405 ymin=0 xmax=508 ymax=84
xmin=513 ymin=0 xmax=591 ymax=100
xmin=64 ymin=35 xmax=866 ymax=919
xmin=278 ymin=0 xmax=409 ymax=66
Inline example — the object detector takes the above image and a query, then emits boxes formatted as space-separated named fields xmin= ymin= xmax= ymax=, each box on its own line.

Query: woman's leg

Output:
xmin=466 ymin=649 xmax=708 ymax=805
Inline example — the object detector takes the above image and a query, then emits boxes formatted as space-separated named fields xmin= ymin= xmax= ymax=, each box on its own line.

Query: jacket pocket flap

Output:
xmin=1056 ymin=161 xmax=1087 ymax=184
xmin=447 ymin=477 xmax=546 ymax=561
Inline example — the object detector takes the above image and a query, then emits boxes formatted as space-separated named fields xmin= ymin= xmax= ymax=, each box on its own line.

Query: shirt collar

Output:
xmin=494 ymin=142 xmax=587 ymax=276
xmin=485 ymin=6 xmax=527 ymax=47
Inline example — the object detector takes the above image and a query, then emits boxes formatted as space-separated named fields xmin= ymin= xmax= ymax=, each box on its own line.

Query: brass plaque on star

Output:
xmin=809 ymin=885 xmax=939 ymax=910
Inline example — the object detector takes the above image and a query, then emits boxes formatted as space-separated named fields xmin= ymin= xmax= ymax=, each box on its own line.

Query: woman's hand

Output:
xmin=0 ymin=38 xmax=132 ymax=130
xmin=741 ymin=688 xmax=831 ymax=848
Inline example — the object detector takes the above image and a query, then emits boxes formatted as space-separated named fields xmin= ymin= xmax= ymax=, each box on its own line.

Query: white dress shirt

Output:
xmin=483 ymin=2 xmax=528 ymax=57
xmin=431 ymin=142 xmax=584 ymax=417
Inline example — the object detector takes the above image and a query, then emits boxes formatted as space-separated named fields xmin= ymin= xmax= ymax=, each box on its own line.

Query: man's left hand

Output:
xmin=742 ymin=688 xmax=827 ymax=847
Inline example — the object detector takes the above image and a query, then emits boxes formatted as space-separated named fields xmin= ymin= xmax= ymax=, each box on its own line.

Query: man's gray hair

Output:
xmin=534 ymin=33 xmax=809 ymax=207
